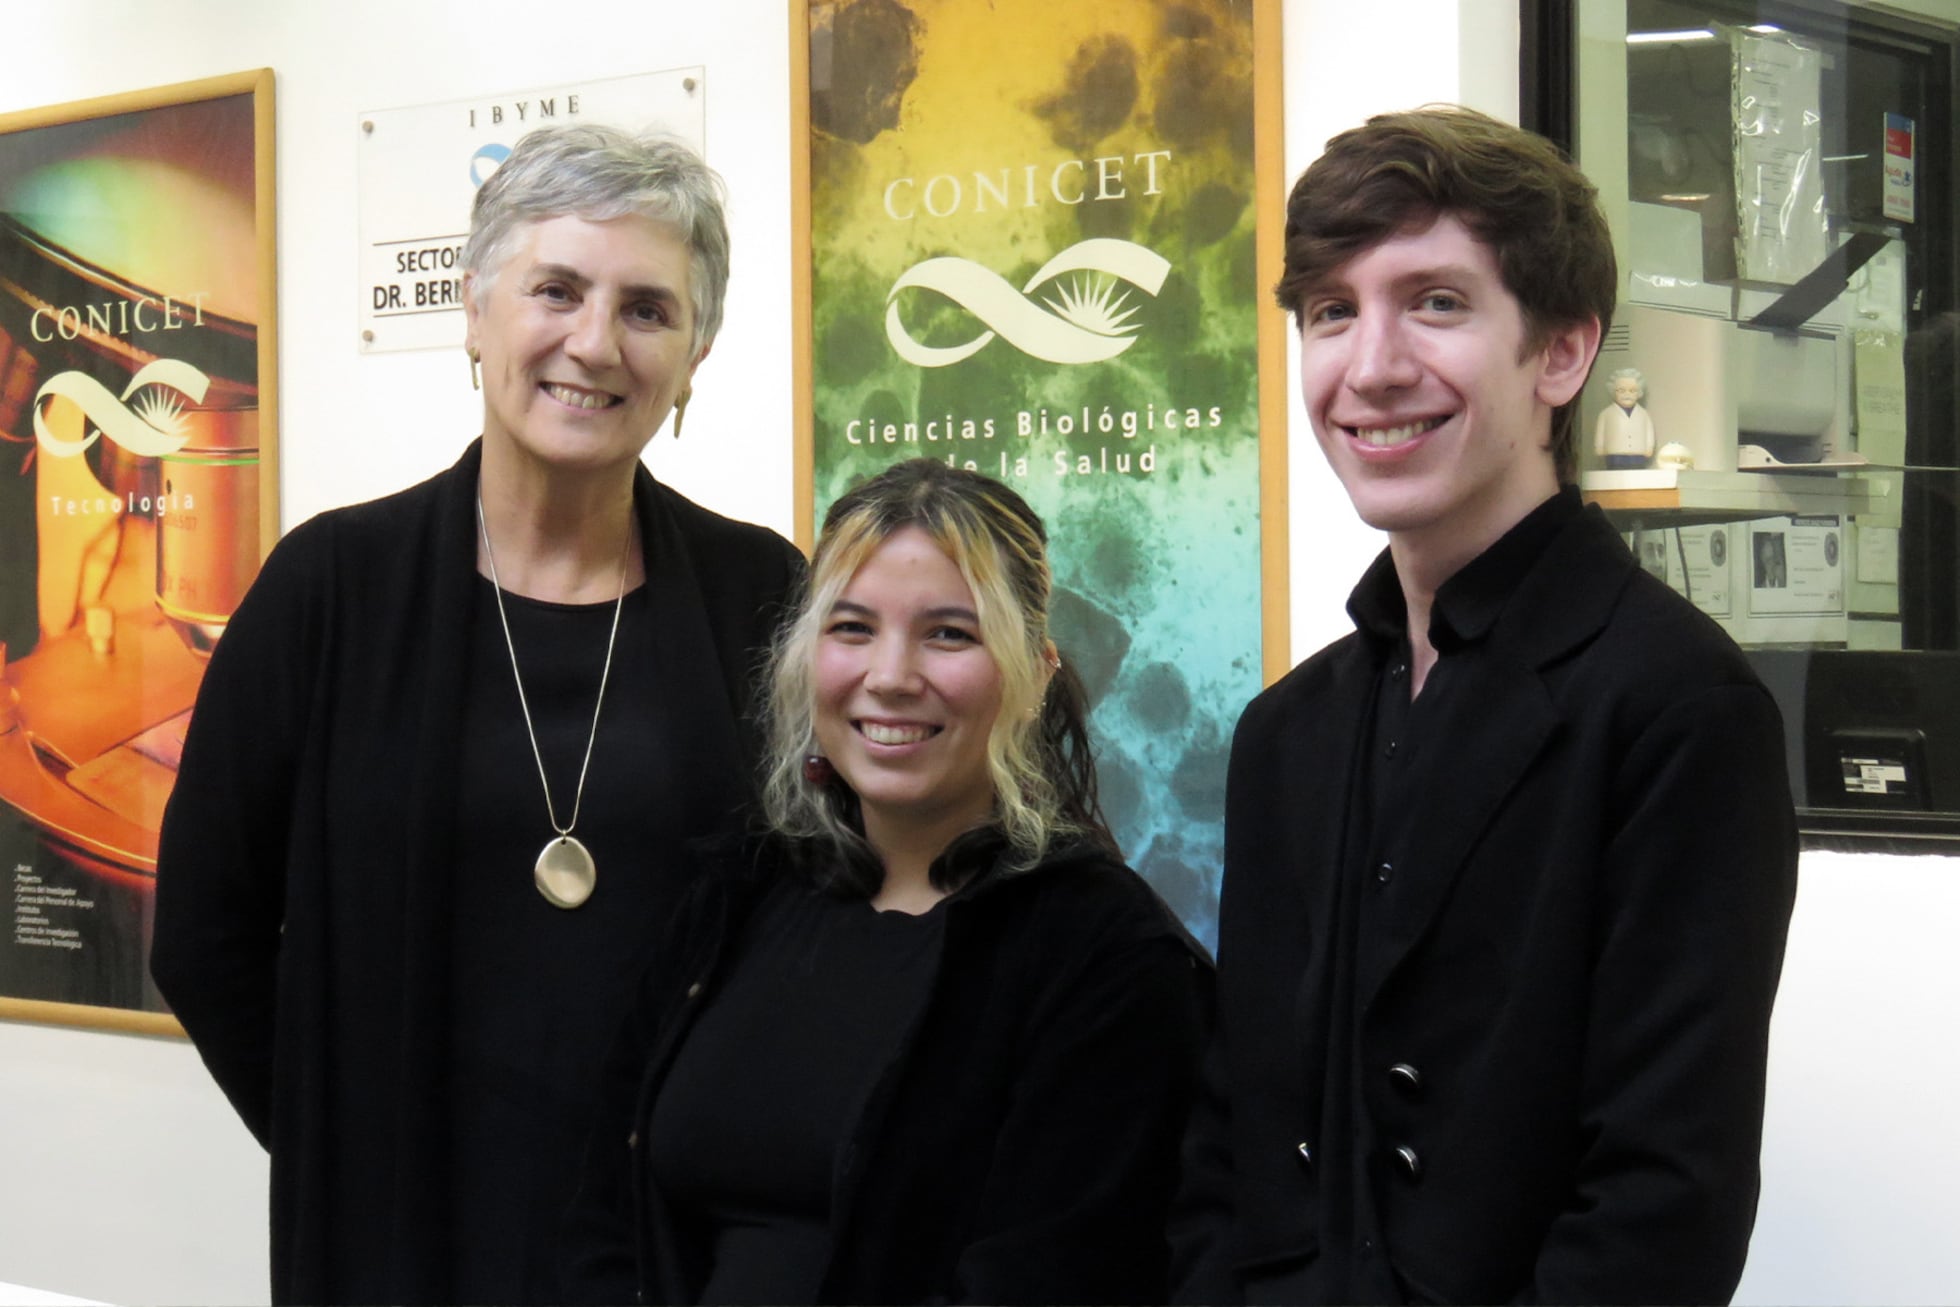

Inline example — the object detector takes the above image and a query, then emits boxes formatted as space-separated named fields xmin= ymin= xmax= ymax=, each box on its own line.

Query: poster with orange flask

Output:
xmin=0 ymin=71 xmax=277 ymax=1032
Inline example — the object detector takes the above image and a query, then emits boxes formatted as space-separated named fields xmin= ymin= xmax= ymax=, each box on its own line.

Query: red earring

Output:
xmin=802 ymin=755 xmax=835 ymax=785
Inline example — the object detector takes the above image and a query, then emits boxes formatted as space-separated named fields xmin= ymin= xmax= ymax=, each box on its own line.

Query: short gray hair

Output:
xmin=461 ymin=124 xmax=731 ymax=354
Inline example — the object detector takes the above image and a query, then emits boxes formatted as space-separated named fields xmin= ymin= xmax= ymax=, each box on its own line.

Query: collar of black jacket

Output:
xmin=1345 ymin=486 xmax=1584 ymax=658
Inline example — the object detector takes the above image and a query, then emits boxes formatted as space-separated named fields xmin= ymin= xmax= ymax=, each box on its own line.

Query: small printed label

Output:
xmin=1841 ymin=756 xmax=1909 ymax=795
xmin=1883 ymin=113 xmax=1915 ymax=223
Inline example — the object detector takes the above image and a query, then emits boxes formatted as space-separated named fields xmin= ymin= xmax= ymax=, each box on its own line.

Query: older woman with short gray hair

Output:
xmin=152 ymin=125 xmax=800 ymax=1305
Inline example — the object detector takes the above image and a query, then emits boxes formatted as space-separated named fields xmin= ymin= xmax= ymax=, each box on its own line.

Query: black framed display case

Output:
xmin=1522 ymin=0 xmax=1960 ymax=847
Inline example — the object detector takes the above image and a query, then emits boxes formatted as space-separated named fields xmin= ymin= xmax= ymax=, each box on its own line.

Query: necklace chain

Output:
xmin=475 ymin=489 xmax=633 ymax=840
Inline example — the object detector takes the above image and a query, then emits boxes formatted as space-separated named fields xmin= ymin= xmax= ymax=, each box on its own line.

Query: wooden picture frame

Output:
xmin=0 ymin=69 xmax=278 ymax=1034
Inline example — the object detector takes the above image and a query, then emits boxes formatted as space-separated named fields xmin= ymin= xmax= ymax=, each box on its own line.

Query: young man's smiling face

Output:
xmin=1296 ymin=213 xmax=1597 ymax=569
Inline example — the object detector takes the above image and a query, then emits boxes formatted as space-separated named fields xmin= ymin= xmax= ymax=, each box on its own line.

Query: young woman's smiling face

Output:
xmin=465 ymin=212 xmax=702 ymax=479
xmin=813 ymin=526 xmax=1005 ymax=858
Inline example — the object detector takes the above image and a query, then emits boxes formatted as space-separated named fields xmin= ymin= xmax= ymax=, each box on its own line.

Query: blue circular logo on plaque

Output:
xmin=470 ymin=143 xmax=512 ymax=187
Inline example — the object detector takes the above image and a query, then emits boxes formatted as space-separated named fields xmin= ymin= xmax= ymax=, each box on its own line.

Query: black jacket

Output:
xmin=1177 ymin=501 xmax=1797 ymax=1304
xmin=569 ymin=836 xmax=1210 ymax=1305
xmin=150 ymin=441 xmax=802 ymax=1305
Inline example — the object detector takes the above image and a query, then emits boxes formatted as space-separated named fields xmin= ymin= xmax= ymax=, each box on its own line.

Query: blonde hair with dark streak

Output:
xmin=761 ymin=459 xmax=1113 ymax=895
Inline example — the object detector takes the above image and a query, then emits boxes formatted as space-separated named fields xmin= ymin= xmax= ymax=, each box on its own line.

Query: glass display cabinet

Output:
xmin=1523 ymin=0 xmax=1960 ymax=843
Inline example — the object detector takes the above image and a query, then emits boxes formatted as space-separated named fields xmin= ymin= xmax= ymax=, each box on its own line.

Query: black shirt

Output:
xmin=648 ymin=878 xmax=943 ymax=1305
xmin=449 ymin=579 xmax=686 ymax=1303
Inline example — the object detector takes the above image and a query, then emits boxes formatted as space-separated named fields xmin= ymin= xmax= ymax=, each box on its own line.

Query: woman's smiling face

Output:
xmin=465 ymin=212 xmax=702 ymax=479
xmin=812 ymin=526 xmax=1006 ymax=858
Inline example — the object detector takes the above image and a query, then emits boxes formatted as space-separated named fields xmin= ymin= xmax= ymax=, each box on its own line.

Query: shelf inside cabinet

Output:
xmin=1581 ymin=467 xmax=1889 ymax=527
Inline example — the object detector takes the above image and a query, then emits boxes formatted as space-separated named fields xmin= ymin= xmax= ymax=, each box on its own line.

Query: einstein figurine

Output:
xmin=1594 ymin=366 xmax=1656 ymax=470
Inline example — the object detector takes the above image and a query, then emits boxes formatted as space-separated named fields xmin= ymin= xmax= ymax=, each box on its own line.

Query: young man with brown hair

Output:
xmin=1177 ymin=107 xmax=1797 ymax=1305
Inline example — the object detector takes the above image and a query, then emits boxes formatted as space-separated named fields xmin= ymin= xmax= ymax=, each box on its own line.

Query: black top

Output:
xmin=1270 ymin=488 xmax=1578 ymax=1304
xmin=648 ymin=879 xmax=943 ymax=1306
xmin=449 ymin=579 xmax=677 ymax=1302
xmin=563 ymin=835 xmax=1207 ymax=1307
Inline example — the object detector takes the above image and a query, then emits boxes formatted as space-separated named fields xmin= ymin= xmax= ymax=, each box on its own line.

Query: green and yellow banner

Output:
xmin=801 ymin=0 xmax=1279 ymax=947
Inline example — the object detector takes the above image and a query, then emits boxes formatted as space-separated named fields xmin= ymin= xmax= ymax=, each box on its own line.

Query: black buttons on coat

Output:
xmin=1295 ymin=1140 xmax=1314 ymax=1171
xmin=1375 ymin=862 xmax=1394 ymax=885
xmin=1386 ymin=1065 xmax=1424 ymax=1182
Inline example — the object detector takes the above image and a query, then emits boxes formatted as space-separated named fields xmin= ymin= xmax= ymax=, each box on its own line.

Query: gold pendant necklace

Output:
xmin=475 ymin=489 xmax=632 ymax=910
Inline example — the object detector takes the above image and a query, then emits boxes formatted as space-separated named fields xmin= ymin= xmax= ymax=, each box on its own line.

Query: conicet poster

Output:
xmin=1 ymin=81 xmax=269 ymax=1022
xmin=806 ymin=0 xmax=1268 ymax=948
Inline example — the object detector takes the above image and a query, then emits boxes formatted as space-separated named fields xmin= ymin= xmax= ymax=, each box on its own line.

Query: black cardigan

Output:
xmin=150 ymin=441 xmax=803 ymax=1305
xmin=567 ymin=836 xmax=1211 ymax=1305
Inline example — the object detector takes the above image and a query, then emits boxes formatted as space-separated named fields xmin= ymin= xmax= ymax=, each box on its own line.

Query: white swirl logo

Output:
xmin=885 ymin=238 xmax=1171 ymax=368
xmin=33 ymin=359 xmax=212 ymax=459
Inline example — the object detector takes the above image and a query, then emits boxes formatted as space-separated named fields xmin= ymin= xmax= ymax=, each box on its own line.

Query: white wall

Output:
xmin=3 ymin=1 xmax=1956 ymax=1303
xmin=1739 ymin=851 xmax=1960 ymax=1306
xmin=0 ymin=1022 xmax=264 ymax=1304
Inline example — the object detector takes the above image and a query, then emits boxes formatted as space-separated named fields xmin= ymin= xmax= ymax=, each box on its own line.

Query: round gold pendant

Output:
xmin=535 ymin=835 xmax=596 ymax=909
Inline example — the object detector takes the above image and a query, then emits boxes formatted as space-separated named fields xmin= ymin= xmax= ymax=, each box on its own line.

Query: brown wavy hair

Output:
xmin=1274 ymin=105 xmax=1617 ymax=482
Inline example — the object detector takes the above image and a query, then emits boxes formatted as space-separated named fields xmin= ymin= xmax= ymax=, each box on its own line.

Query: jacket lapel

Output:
xmin=632 ymin=473 xmax=752 ymax=821
xmin=1358 ymin=661 xmax=1555 ymax=1004
xmin=1276 ymin=640 xmax=1378 ymax=964
xmin=1311 ymin=648 xmax=1377 ymax=911
xmin=1357 ymin=506 xmax=1636 ymax=1006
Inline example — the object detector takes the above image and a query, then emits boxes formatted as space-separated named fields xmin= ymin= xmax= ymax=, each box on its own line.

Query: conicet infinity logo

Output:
xmin=34 ymin=359 xmax=211 ymax=458
xmin=885 ymin=238 xmax=1171 ymax=368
